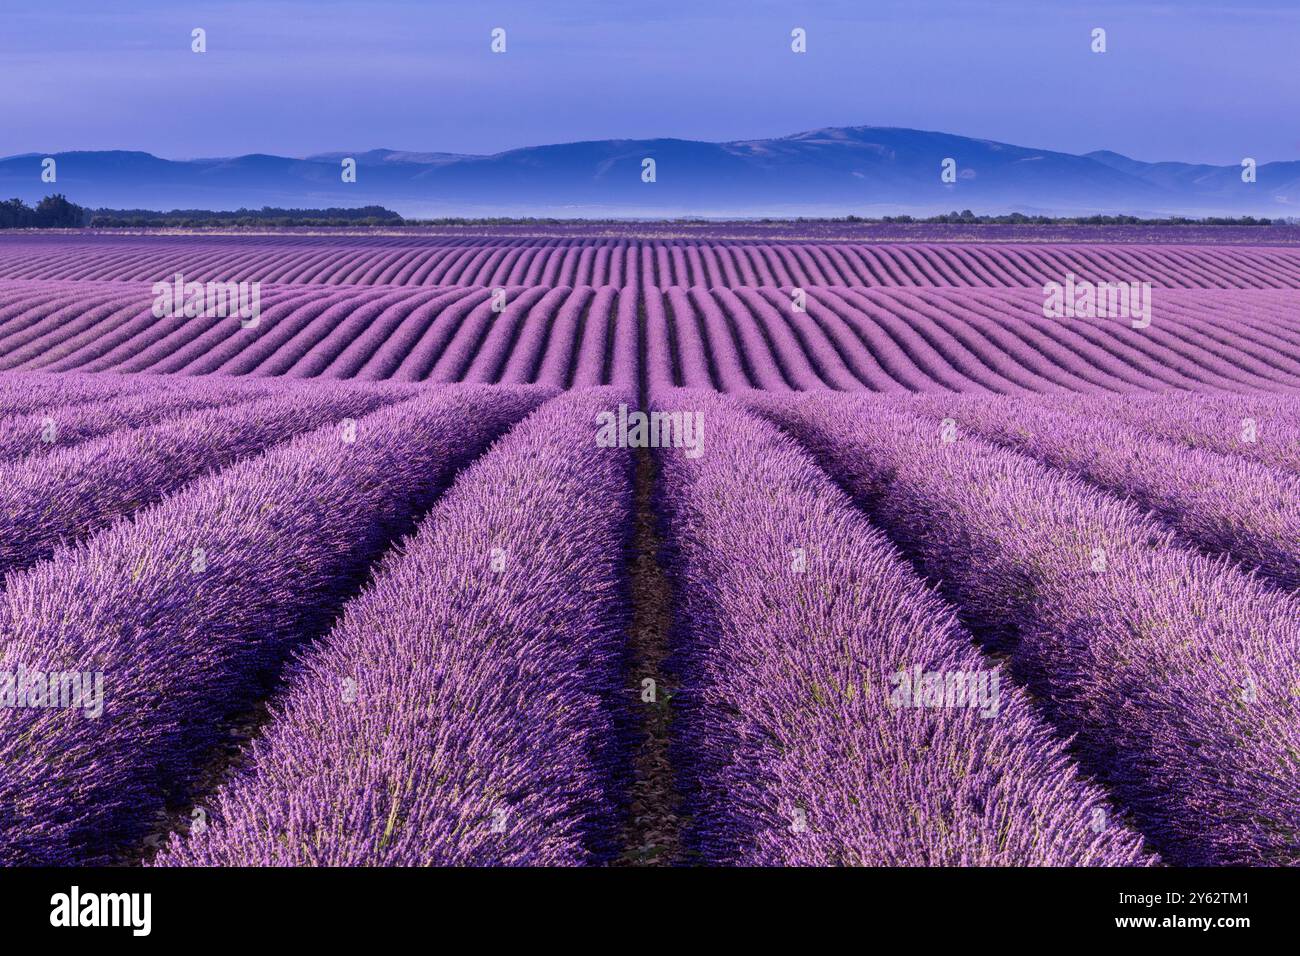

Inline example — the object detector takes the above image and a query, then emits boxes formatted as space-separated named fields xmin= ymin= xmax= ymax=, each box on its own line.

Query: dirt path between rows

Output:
xmin=614 ymin=447 xmax=681 ymax=865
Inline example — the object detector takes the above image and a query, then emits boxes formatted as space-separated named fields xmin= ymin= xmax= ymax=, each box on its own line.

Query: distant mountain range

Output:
xmin=3 ymin=126 xmax=1297 ymax=218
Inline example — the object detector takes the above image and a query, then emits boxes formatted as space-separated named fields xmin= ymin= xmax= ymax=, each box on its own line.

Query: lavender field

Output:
xmin=0 ymin=228 xmax=1297 ymax=867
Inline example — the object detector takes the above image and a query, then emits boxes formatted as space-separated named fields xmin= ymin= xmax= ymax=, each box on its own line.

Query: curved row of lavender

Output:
xmin=3 ymin=239 xmax=1299 ymax=288
xmin=1059 ymin=391 xmax=1300 ymax=476
xmin=2 ymin=280 xmax=1300 ymax=393
xmin=748 ymin=393 xmax=1300 ymax=865
xmin=911 ymin=394 xmax=1300 ymax=592
xmin=653 ymin=390 xmax=1153 ymax=865
xmin=0 ymin=376 xmax=287 ymax=462
xmin=0 ymin=385 xmax=549 ymax=865
xmin=0 ymin=370 xmax=179 ymax=416
xmin=599 ymin=279 xmax=1261 ymax=392
xmin=0 ymin=382 xmax=418 ymax=582
xmin=157 ymin=389 xmax=635 ymax=866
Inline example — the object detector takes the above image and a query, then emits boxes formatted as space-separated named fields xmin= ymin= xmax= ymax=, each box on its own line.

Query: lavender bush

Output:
xmin=657 ymin=389 xmax=1153 ymax=865
xmin=0 ymin=385 xmax=549 ymax=864
xmin=156 ymin=389 xmax=634 ymax=866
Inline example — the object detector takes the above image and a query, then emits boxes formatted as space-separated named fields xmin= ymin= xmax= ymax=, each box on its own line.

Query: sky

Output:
xmin=2 ymin=0 xmax=1297 ymax=164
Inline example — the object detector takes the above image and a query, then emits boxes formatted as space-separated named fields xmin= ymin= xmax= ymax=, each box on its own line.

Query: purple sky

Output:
xmin=3 ymin=0 xmax=1297 ymax=164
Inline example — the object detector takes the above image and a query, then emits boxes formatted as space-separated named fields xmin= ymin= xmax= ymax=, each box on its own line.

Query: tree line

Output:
xmin=0 ymin=197 xmax=403 ymax=228
xmin=0 ymin=196 xmax=1289 ymax=229
xmin=0 ymin=195 xmax=88 ymax=228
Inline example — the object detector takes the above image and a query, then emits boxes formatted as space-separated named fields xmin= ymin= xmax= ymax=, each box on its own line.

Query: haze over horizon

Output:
xmin=3 ymin=0 xmax=1297 ymax=165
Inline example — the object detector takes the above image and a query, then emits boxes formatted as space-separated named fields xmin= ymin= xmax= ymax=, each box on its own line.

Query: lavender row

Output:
xmin=0 ymin=378 xmax=282 ymax=463
xmin=0 ymin=382 xmax=417 ymax=583
xmin=656 ymin=390 xmax=1152 ymax=865
xmin=750 ymin=393 xmax=1300 ymax=864
xmin=5 ymin=236 xmax=1300 ymax=287
xmin=0 ymin=370 xmax=167 ymax=417
xmin=913 ymin=394 xmax=1300 ymax=592
xmin=0 ymin=385 xmax=550 ymax=864
xmin=5 ymin=283 xmax=1300 ymax=392
xmin=157 ymin=389 xmax=634 ymax=866
xmin=1066 ymin=391 xmax=1300 ymax=476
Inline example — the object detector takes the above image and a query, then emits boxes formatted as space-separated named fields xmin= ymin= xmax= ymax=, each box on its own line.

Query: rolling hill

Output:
xmin=2 ymin=126 xmax=1297 ymax=218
